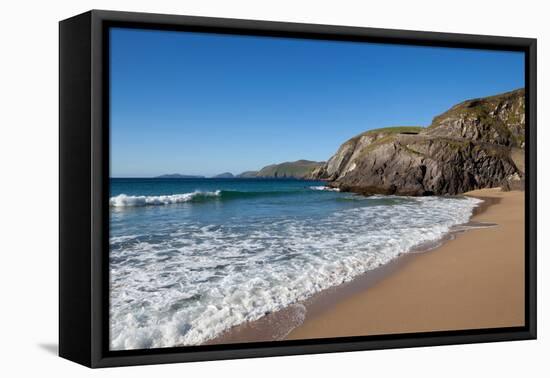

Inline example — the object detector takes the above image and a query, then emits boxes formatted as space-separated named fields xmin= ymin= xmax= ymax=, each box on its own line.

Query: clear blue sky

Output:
xmin=110 ymin=27 xmax=524 ymax=177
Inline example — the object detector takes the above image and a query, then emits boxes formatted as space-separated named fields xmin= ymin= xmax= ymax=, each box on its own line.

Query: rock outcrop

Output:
xmin=313 ymin=89 xmax=525 ymax=196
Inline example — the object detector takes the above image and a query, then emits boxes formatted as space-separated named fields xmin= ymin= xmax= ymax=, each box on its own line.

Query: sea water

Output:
xmin=109 ymin=178 xmax=482 ymax=350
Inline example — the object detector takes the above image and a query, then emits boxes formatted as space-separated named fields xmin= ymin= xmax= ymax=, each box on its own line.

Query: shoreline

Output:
xmin=208 ymin=188 xmax=524 ymax=345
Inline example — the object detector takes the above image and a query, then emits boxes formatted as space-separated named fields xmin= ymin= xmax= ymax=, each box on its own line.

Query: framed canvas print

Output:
xmin=59 ymin=10 xmax=537 ymax=368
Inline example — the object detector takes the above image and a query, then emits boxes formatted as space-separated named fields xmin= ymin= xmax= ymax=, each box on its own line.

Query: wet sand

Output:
xmin=209 ymin=188 xmax=525 ymax=344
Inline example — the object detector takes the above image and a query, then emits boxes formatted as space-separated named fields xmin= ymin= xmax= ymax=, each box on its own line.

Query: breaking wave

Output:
xmin=110 ymin=191 xmax=221 ymax=207
xmin=110 ymin=187 xmax=339 ymax=207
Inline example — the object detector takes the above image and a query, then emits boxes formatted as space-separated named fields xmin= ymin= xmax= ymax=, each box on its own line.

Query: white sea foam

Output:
xmin=109 ymin=195 xmax=482 ymax=350
xmin=309 ymin=186 xmax=340 ymax=192
xmin=110 ymin=191 xmax=221 ymax=207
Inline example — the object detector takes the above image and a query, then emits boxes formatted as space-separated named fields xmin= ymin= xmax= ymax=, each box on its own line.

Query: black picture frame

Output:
xmin=59 ymin=9 xmax=537 ymax=368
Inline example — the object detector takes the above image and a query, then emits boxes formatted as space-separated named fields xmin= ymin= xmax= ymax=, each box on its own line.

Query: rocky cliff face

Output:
xmin=312 ymin=89 xmax=525 ymax=196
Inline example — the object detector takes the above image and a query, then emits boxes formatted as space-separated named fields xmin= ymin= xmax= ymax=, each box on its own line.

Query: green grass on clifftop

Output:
xmin=364 ymin=126 xmax=425 ymax=134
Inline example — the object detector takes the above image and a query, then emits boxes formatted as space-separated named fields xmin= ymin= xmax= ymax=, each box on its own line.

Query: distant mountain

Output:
xmin=238 ymin=160 xmax=324 ymax=179
xmin=237 ymin=171 xmax=259 ymax=178
xmin=155 ymin=174 xmax=205 ymax=179
xmin=213 ymin=172 xmax=234 ymax=178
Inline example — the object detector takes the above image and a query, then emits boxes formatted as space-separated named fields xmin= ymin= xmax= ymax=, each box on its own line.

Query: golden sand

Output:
xmin=285 ymin=189 xmax=525 ymax=340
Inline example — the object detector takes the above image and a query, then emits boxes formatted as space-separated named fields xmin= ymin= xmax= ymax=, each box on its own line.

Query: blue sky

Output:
xmin=110 ymin=28 xmax=524 ymax=177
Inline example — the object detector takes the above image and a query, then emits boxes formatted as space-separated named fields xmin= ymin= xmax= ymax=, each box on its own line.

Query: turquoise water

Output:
xmin=110 ymin=178 xmax=382 ymax=233
xmin=109 ymin=178 xmax=482 ymax=350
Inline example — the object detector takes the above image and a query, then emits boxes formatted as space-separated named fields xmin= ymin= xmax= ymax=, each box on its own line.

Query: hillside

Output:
xmin=237 ymin=160 xmax=324 ymax=179
xmin=236 ymin=171 xmax=259 ymax=178
xmin=252 ymin=160 xmax=325 ymax=179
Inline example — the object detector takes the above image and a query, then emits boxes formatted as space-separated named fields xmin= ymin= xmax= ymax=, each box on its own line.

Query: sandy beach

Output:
xmin=286 ymin=188 xmax=525 ymax=340
xmin=210 ymin=188 xmax=525 ymax=344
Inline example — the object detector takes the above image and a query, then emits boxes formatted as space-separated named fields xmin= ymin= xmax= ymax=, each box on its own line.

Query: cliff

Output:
xmin=313 ymin=88 xmax=525 ymax=195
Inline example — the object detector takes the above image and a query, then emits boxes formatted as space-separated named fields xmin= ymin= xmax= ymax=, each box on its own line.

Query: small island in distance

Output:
xmin=156 ymin=173 xmax=206 ymax=179
xmin=213 ymin=172 xmax=235 ymax=178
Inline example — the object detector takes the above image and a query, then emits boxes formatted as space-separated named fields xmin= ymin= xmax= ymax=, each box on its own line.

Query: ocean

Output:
xmin=109 ymin=177 xmax=482 ymax=350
